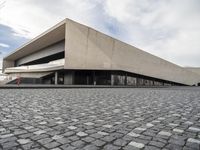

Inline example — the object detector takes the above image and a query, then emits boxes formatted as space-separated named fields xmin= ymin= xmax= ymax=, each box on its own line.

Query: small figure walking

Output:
xmin=16 ymin=76 xmax=21 ymax=86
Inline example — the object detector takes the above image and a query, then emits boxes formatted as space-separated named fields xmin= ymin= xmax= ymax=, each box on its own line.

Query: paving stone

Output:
xmin=90 ymin=133 xmax=103 ymax=139
xmin=128 ymin=141 xmax=145 ymax=149
xmin=168 ymin=137 xmax=185 ymax=146
xmin=173 ymin=128 xmax=184 ymax=133
xmin=188 ymin=127 xmax=200 ymax=132
xmin=44 ymin=141 xmax=60 ymax=149
xmin=71 ymin=140 xmax=86 ymax=148
xmin=83 ymin=144 xmax=99 ymax=150
xmin=123 ymin=145 xmax=141 ymax=150
xmin=17 ymin=139 xmax=31 ymax=144
xmin=76 ymin=132 xmax=88 ymax=137
xmin=101 ymin=135 xmax=116 ymax=142
xmin=84 ymin=122 xmax=95 ymax=126
xmin=51 ymin=148 xmax=62 ymax=150
xmin=56 ymin=137 xmax=71 ymax=144
xmin=127 ymin=132 xmax=140 ymax=137
xmin=165 ymin=143 xmax=183 ymax=150
xmin=134 ymin=127 xmax=147 ymax=131
xmin=103 ymin=125 xmax=113 ymax=128
xmin=0 ymin=128 xmax=6 ymax=132
xmin=143 ymin=131 xmax=156 ymax=137
xmin=134 ymin=138 xmax=149 ymax=145
xmin=39 ymin=121 xmax=47 ymax=125
xmin=63 ymin=131 xmax=75 ymax=137
xmin=61 ymin=144 xmax=76 ymax=150
xmin=144 ymin=145 xmax=160 ymax=150
xmin=97 ymin=131 xmax=109 ymax=136
xmin=33 ymin=130 xmax=46 ymax=135
xmin=0 ymin=133 xmax=14 ymax=138
xmin=113 ymin=139 xmax=127 ymax=146
xmin=128 ymin=120 xmax=137 ymax=124
xmin=38 ymin=137 xmax=53 ymax=145
xmin=183 ymin=146 xmax=196 ymax=150
xmin=21 ymin=142 xmax=36 ymax=150
xmin=146 ymin=123 xmax=154 ymax=128
xmin=30 ymin=134 xmax=49 ymax=140
xmin=149 ymin=140 xmax=165 ymax=148
xmin=56 ymin=121 xmax=64 ymax=124
xmin=52 ymin=135 xmax=63 ymax=140
xmin=92 ymin=139 xmax=106 ymax=147
xmin=169 ymin=123 xmax=178 ymax=127
xmin=103 ymin=144 xmax=121 ymax=150
xmin=67 ymin=135 xmax=79 ymax=141
xmin=2 ymin=141 xmax=19 ymax=149
xmin=184 ymin=121 xmax=193 ymax=125
xmin=68 ymin=126 xmax=77 ymax=130
xmin=0 ymin=136 xmax=17 ymax=144
xmin=82 ymin=136 xmax=95 ymax=142
xmin=158 ymin=131 xmax=172 ymax=136
xmin=187 ymin=138 xmax=200 ymax=144
xmin=186 ymin=142 xmax=200 ymax=150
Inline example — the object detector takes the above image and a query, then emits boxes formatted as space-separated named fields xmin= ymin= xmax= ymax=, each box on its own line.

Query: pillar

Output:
xmin=64 ymin=71 xmax=74 ymax=85
xmin=55 ymin=71 xmax=58 ymax=85
xmin=111 ymin=74 xmax=114 ymax=86
xmin=124 ymin=73 xmax=127 ymax=86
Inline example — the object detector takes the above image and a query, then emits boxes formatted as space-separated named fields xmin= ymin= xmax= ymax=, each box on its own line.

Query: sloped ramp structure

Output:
xmin=3 ymin=19 xmax=200 ymax=86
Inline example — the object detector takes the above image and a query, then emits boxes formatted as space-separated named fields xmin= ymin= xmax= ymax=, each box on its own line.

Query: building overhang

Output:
xmin=4 ymin=59 xmax=64 ymax=73
xmin=4 ymin=20 xmax=66 ymax=61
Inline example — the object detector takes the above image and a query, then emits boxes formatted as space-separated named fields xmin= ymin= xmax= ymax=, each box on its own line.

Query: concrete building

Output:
xmin=3 ymin=19 xmax=200 ymax=86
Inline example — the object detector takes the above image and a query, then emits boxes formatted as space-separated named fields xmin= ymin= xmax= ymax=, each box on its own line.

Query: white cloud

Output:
xmin=103 ymin=0 xmax=200 ymax=67
xmin=0 ymin=43 xmax=9 ymax=48
xmin=0 ymin=0 xmax=103 ymax=38
xmin=0 ymin=0 xmax=200 ymax=67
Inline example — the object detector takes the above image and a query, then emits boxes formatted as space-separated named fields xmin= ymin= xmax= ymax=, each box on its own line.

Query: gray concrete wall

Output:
xmin=64 ymin=19 xmax=200 ymax=85
xmin=185 ymin=68 xmax=200 ymax=76
xmin=65 ymin=20 xmax=113 ymax=69
xmin=2 ymin=60 xmax=14 ymax=72
xmin=15 ymin=40 xmax=65 ymax=66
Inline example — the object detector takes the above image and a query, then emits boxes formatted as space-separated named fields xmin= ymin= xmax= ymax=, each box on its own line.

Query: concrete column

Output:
xmin=125 ymin=73 xmax=127 ymax=86
xmin=64 ymin=71 xmax=73 ymax=85
xmin=55 ymin=71 xmax=58 ymax=85
xmin=93 ymin=71 xmax=96 ymax=85
xmin=111 ymin=74 xmax=114 ymax=86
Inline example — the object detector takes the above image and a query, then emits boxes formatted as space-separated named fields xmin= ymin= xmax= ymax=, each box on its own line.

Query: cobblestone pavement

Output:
xmin=0 ymin=87 xmax=200 ymax=150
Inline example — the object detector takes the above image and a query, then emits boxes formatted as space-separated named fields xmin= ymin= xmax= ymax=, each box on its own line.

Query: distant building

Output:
xmin=2 ymin=19 xmax=200 ymax=86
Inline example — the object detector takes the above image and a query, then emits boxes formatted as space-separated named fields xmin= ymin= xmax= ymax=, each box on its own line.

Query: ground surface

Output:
xmin=0 ymin=87 xmax=200 ymax=150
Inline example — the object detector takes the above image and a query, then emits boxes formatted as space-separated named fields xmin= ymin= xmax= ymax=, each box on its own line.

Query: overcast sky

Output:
xmin=0 ymin=0 xmax=200 ymax=68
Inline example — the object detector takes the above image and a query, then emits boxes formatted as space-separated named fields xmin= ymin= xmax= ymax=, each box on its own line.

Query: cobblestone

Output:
xmin=0 ymin=87 xmax=200 ymax=149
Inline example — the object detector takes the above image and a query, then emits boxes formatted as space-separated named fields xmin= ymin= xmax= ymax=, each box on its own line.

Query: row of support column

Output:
xmin=53 ymin=71 xmax=173 ymax=86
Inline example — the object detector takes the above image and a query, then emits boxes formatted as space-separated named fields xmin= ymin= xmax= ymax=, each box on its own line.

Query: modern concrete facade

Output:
xmin=3 ymin=19 xmax=200 ymax=86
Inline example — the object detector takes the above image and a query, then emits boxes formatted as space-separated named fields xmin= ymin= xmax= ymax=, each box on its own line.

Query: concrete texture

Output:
xmin=186 ymin=68 xmax=200 ymax=76
xmin=0 ymin=87 xmax=200 ymax=149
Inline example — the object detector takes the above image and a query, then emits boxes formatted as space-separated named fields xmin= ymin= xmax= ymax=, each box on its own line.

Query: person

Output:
xmin=16 ymin=76 xmax=21 ymax=86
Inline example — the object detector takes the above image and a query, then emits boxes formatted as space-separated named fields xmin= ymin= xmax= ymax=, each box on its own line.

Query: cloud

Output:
xmin=0 ymin=43 xmax=9 ymax=48
xmin=0 ymin=23 xmax=29 ymax=69
xmin=0 ymin=0 xmax=200 ymax=67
